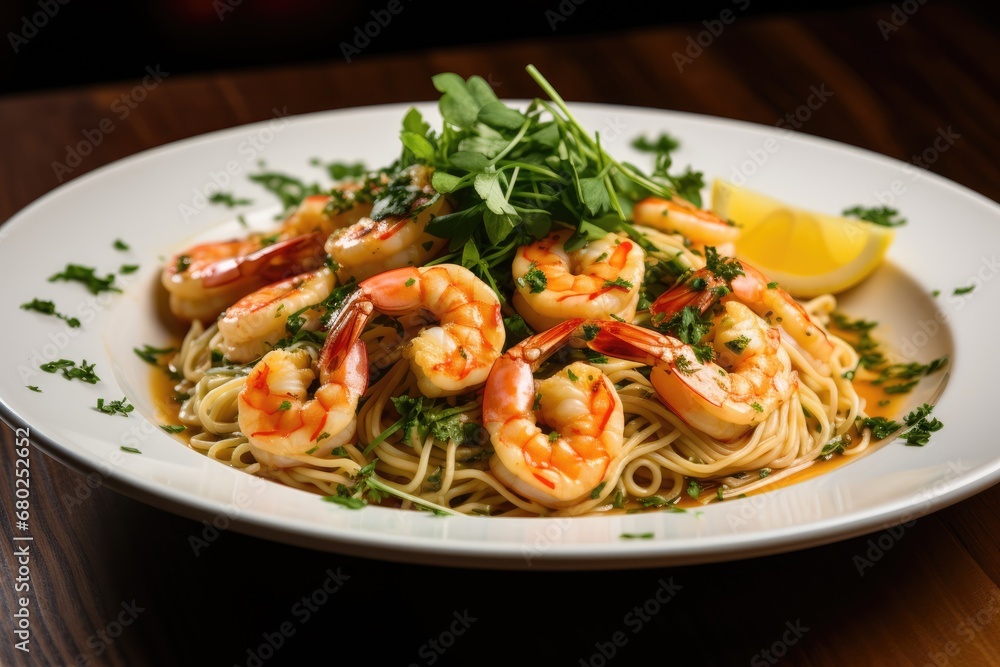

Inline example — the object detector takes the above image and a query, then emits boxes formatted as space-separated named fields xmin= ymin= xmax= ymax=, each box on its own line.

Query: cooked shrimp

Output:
xmin=217 ymin=267 xmax=336 ymax=364
xmin=482 ymin=318 xmax=624 ymax=507
xmin=238 ymin=338 xmax=368 ymax=469
xmin=280 ymin=189 xmax=374 ymax=239
xmin=324 ymin=264 xmax=504 ymax=397
xmin=510 ymin=229 xmax=645 ymax=331
xmin=651 ymin=256 xmax=834 ymax=366
xmin=633 ymin=196 xmax=739 ymax=253
xmin=161 ymin=233 xmax=327 ymax=323
xmin=324 ymin=164 xmax=450 ymax=283
xmin=588 ymin=307 xmax=796 ymax=441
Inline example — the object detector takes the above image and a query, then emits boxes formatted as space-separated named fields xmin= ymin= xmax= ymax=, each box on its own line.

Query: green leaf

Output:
xmin=578 ymin=176 xmax=612 ymax=217
xmin=425 ymin=203 xmax=483 ymax=239
xmin=483 ymin=210 xmax=517 ymax=245
xmin=431 ymin=171 xmax=463 ymax=194
xmin=474 ymin=172 xmax=518 ymax=216
xmin=401 ymin=107 xmax=430 ymax=136
xmin=466 ymin=75 xmax=500 ymax=106
xmin=458 ymin=123 xmax=508 ymax=157
xmin=478 ymin=101 xmax=527 ymax=130
xmin=461 ymin=239 xmax=481 ymax=267
xmin=449 ymin=151 xmax=490 ymax=172
xmin=433 ymin=73 xmax=480 ymax=129
xmin=400 ymin=131 xmax=435 ymax=161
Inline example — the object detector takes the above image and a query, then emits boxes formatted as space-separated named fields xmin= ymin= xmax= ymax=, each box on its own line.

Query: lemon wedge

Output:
xmin=711 ymin=179 xmax=895 ymax=298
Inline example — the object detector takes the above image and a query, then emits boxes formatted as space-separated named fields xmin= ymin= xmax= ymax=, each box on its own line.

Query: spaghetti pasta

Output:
xmin=153 ymin=68 xmax=918 ymax=517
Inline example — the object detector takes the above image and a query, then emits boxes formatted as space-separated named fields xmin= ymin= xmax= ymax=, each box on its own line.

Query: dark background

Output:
xmin=1 ymin=0 xmax=889 ymax=95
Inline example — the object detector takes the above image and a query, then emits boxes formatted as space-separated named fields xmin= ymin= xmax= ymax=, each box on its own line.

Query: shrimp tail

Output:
xmin=320 ymin=338 xmax=369 ymax=399
xmin=201 ymin=232 xmax=326 ymax=288
xmin=482 ymin=317 xmax=585 ymax=424
xmin=588 ymin=320 xmax=664 ymax=366
xmin=588 ymin=320 xmax=724 ymax=407
xmin=321 ymin=288 xmax=374 ymax=371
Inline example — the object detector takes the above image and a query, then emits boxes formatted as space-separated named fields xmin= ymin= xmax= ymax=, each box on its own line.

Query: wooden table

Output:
xmin=2 ymin=3 xmax=999 ymax=665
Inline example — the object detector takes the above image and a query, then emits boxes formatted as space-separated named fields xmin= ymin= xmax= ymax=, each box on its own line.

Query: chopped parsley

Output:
xmin=631 ymin=133 xmax=680 ymax=155
xmin=590 ymin=481 xmax=607 ymax=499
xmin=603 ymin=277 xmax=634 ymax=290
xmin=620 ymin=533 xmax=655 ymax=539
xmin=27 ymin=385 xmax=41 ymax=392
xmin=48 ymin=264 xmax=121 ymax=295
xmin=657 ymin=305 xmax=714 ymax=363
xmin=953 ymin=285 xmax=975 ymax=296
xmin=724 ymin=335 xmax=750 ymax=355
xmin=40 ymin=359 xmax=100 ymax=383
xmin=861 ymin=416 xmax=901 ymax=439
xmin=134 ymin=344 xmax=176 ymax=365
xmin=97 ymin=397 xmax=133 ymax=416
xmin=208 ymin=192 xmax=253 ymax=207
xmin=160 ymin=424 xmax=186 ymax=433
xmin=686 ymin=478 xmax=703 ymax=500
xmin=248 ymin=171 xmax=323 ymax=213
xmin=20 ymin=299 xmax=80 ymax=328
xmin=704 ymin=246 xmax=745 ymax=282
xmin=582 ymin=322 xmax=600 ymax=341
xmin=277 ymin=401 xmax=292 ymax=411
xmin=120 ymin=446 xmax=142 ymax=454
xmin=842 ymin=205 xmax=907 ymax=227
xmin=860 ymin=403 xmax=942 ymax=447
xmin=113 ymin=239 xmax=130 ymax=251
xmin=516 ymin=262 xmax=548 ymax=294
xmin=820 ymin=435 xmax=850 ymax=458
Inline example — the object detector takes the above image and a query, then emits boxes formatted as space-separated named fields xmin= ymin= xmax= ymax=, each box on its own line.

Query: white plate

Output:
xmin=2 ymin=102 xmax=997 ymax=570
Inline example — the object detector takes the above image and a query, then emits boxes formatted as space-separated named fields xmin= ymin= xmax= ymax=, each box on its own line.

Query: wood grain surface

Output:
xmin=2 ymin=3 xmax=998 ymax=666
